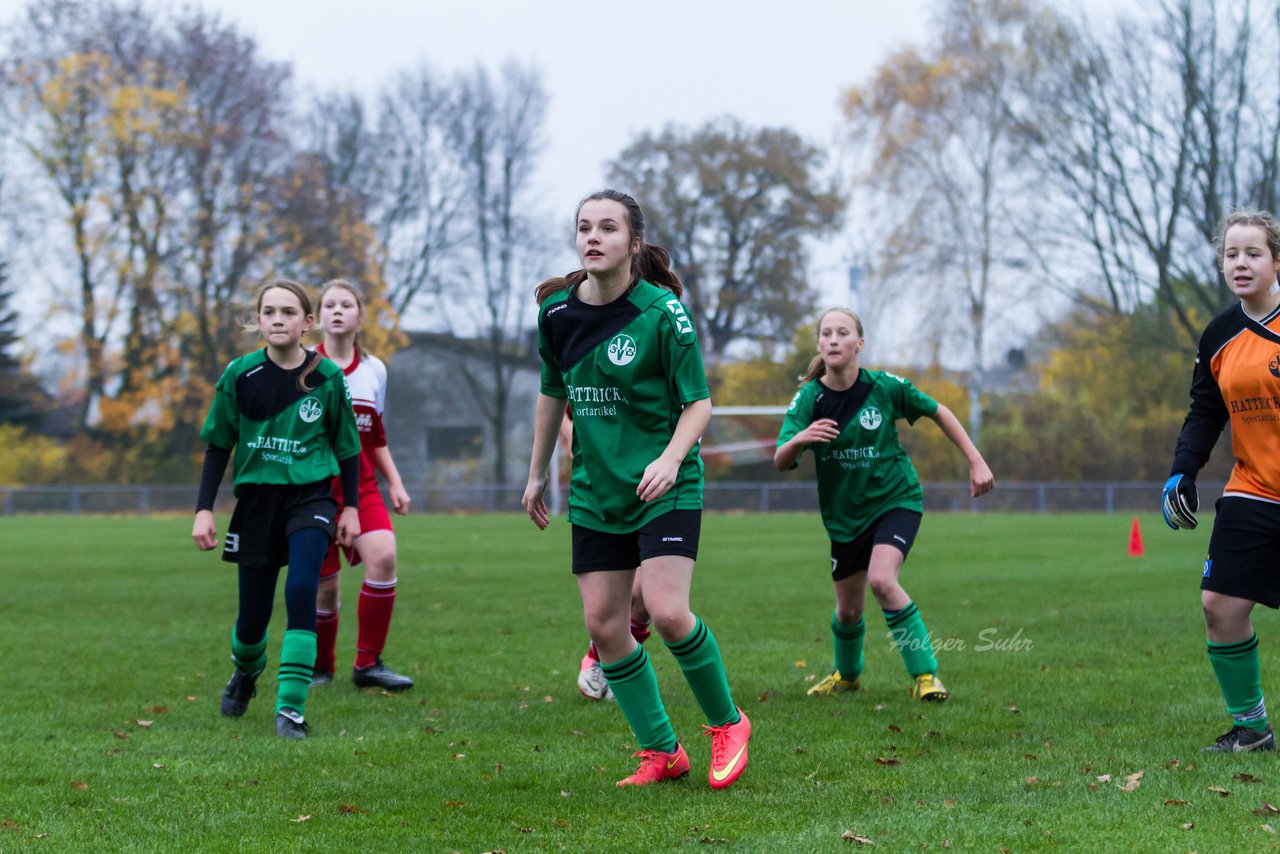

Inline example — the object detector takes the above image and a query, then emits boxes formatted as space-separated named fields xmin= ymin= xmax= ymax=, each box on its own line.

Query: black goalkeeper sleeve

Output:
xmin=195 ymin=444 xmax=231 ymax=512
xmin=339 ymin=454 xmax=360 ymax=509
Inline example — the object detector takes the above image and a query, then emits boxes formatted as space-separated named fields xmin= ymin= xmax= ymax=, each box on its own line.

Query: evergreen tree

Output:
xmin=0 ymin=259 xmax=45 ymax=428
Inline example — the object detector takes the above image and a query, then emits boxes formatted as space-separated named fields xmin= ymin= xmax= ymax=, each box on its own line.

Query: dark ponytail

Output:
xmin=297 ymin=350 xmax=323 ymax=392
xmin=534 ymin=190 xmax=682 ymax=303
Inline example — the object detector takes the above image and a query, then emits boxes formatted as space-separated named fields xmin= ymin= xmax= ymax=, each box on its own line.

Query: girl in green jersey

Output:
xmin=775 ymin=308 xmax=994 ymax=702
xmin=193 ymin=280 xmax=362 ymax=739
xmin=523 ymin=190 xmax=751 ymax=789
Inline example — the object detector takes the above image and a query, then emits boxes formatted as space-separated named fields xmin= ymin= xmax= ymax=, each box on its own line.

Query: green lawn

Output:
xmin=2 ymin=512 xmax=1278 ymax=852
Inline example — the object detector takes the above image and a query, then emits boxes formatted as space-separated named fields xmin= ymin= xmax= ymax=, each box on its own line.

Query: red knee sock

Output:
xmin=314 ymin=608 xmax=339 ymax=674
xmin=355 ymin=578 xmax=397 ymax=670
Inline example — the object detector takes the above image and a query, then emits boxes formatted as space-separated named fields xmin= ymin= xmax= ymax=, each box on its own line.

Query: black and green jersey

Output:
xmin=200 ymin=348 xmax=361 ymax=496
xmin=538 ymin=280 xmax=709 ymax=533
xmin=777 ymin=369 xmax=939 ymax=541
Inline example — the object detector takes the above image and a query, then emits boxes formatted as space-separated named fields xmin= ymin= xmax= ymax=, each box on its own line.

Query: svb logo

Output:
xmin=1270 ymin=353 xmax=1280 ymax=379
xmin=298 ymin=397 xmax=323 ymax=423
xmin=859 ymin=407 xmax=883 ymax=430
xmin=608 ymin=334 xmax=637 ymax=366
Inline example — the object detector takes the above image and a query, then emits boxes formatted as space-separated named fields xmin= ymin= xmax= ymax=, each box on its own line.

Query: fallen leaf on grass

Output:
xmin=185 ymin=696 xmax=196 ymax=702
xmin=135 ymin=720 xmax=153 ymax=728
xmin=152 ymin=764 xmax=165 ymax=770
xmin=112 ymin=732 xmax=130 ymax=740
xmin=1253 ymin=803 xmax=1280 ymax=816
xmin=2 ymin=820 xmax=17 ymax=831
xmin=887 ymin=725 xmax=902 ymax=734
xmin=1264 ymin=824 xmax=1277 ymax=834
xmin=757 ymin=692 xmax=770 ymax=702
xmin=1006 ymin=705 xmax=1020 ymax=714
xmin=1181 ymin=823 xmax=1194 ymax=830
xmin=1024 ymin=754 xmax=1037 ymax=760
xmin=1096 ymin=774 xmax=1112 ymax=783
xmin=70 ymin=782 xmax=88 ymax=791
xmin=1164 ymin=759 xmax=1181 ymax=769
xmin=1207 ymin=786 xmax=1231 ymax=798
xmin=143 ymin=705 xmax=169 ymax=714
xmin=337 ymin=804 xmax=368 ymax=814
xmin=840 ymin=830 xmax=874 ymax=844
xmin=941 ymin=840 xmax=951 ymax=849
xmin=559 ymin=790 xmax=571 ymax=798
xmin=874 ymin=757 xmax=900 ymax=766
xmin=31 ymin=833 xmax=49 ymax=839
xmin=699 ymin=836 xmax=729 ymax=845
xmin=1025 ymin=777 xmax=1039 ymax=785
xmin=1118 ymin=771 xmax=1144 ymax=792
xmin=289 ymin=815 xmax=311 ymax=823
xmin=795 ymin=660 xmax=807 ymax=669
xmin=1164 ymin=799 xmax=1190 ymax=807
xmin=443 ymin=801 xmax=465 ymax=808
xmin=1235 ymin=773 xmax=1262 ymax=783
xmin=542 ymin=695 xmax=554 ymax=703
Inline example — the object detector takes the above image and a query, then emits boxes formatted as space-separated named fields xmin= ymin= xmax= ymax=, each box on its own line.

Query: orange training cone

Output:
xmin=1128 ymin=516 xmax=1145 ymax=557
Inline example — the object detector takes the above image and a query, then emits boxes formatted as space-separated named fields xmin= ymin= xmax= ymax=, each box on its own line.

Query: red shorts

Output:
xmin=320 ymin=483 xmax=393 ymax=577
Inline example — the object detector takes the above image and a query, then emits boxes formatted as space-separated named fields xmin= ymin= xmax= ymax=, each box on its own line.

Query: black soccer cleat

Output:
xmin=352 ymin=658 xmax=415 ymax=691
xmin=220 ymin=668 xmax=260 ymax=718
xmin=1202 ymin=724 xmax=1276 ymax=753
xmin=310 ymin=670 xmax=334 ymax=687
xmin=275 ymin=707 xmax=310 ymax=739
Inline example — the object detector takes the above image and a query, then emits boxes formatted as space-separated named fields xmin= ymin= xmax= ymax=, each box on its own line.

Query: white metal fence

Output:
xmin=0 ymin=481 xmax=1212 ymax=516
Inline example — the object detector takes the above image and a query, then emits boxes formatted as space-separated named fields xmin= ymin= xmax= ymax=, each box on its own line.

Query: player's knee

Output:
xmin=316 ymin=580 xmax=339 ymax=611
xmin=867 ymin=574 xmax=900 ymax=603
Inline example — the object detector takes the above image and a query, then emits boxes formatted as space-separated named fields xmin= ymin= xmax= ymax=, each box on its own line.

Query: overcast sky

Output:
xmin=129 ymin=1 xmax=1107 ymax=299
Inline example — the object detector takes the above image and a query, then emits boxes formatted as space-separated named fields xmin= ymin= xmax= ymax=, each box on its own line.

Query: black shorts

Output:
xmin=1203 ymin=496 xmax=1280 ymax=609
xmin=222 ymin=481 xmax=337 ymax=569
xmin=571 ymin=509 xmax=701 ymax=574
xmin=829 ymin=508 xmax=923 ymax=582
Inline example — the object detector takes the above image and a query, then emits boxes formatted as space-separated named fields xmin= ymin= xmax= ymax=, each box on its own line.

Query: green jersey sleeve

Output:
xmin=537 ymin=293 xmax=569 ymax=398
xmin=887 ymin=372 xmax=939 ymax=424
xmin=200 ymin=359 xmax=241 ymax=449
xmin=658 ymin=296 xmax=709 ymax=404
xmin=776 ymin=383 xmax=817 ymax=466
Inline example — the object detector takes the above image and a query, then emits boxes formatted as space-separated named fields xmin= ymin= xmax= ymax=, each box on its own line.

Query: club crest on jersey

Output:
xmin=1270 ymin=353 xmax=1280 ymax=379
xmin=608 ymin=334 xmax=638 ymax=366
xmin=298 ymin=397 xmax=323 ymax=423
xmin=859 ymin=407 xmax=883 ymax=430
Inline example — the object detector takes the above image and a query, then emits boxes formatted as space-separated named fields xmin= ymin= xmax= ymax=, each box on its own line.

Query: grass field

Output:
xmin=2 ymin=511 xmax=1279 ymax=852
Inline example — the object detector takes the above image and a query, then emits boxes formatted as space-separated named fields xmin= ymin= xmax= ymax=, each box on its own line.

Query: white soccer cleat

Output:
xmin=577 ymin=654 xmax=613 ymax=701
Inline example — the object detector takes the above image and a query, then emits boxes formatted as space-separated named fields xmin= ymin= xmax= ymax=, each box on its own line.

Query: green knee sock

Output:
xmin=832 ymin=613 xmax=866 ymax=679
xmin=600 ymin=646 xmax=678 ymax=753
xmin=667 ymin=617 xmax=738 ymax=728
xmin=1208 ymin=634 xmax=1268 ymax=731
xmin=230 ymin=627 xmax=267 ymax=675
xmin=885 ymin=601 xmax=937 ymax=678
xmin=276 ymin=630 xmax=317 ymax=717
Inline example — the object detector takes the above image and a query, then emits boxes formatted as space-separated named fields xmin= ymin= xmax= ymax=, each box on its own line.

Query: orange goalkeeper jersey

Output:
xmin=1171 ymin=303 xmax=1280 ymax=502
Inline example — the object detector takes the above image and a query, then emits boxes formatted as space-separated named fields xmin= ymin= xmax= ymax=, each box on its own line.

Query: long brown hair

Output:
xmin=534 ymin=189 xmax=682 ymax=303
xmin=244 ymin=278 xmax=322 ymax=391
xmin=318 ymin=278 xmax=366 ymax=357
xmin=798 ymin=308 xmax=864 ymax=385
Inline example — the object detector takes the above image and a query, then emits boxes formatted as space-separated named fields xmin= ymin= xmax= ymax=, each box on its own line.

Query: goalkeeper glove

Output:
xmin=1161 ymin=474 xmax=1199 ymax=530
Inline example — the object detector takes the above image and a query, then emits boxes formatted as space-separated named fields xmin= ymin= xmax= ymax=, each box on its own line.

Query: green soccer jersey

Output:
xmin=777 ymin=369 xmax=939 ymax=542
xmin=537 ymin=279 xmax=709 ymax=533
xmin=200 ymin=348 xmax=361 ymax=496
